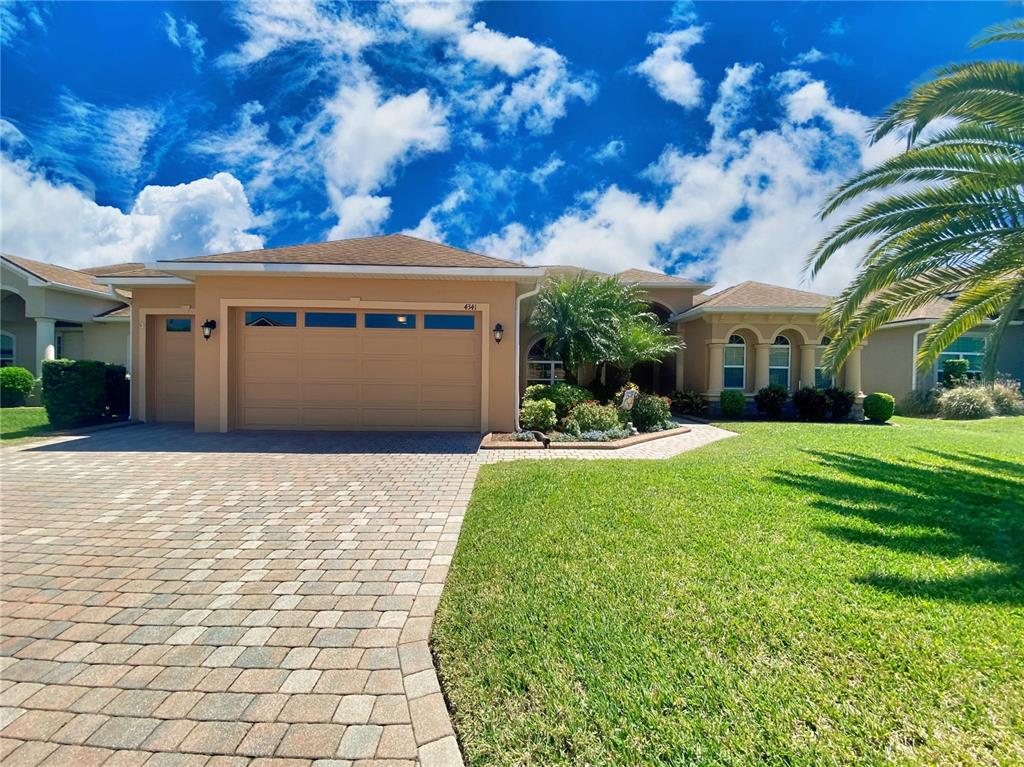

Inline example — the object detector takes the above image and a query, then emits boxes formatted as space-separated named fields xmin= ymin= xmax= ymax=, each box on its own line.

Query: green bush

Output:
xmin=562 ymin=401 xmax=620 ymax=435
xmin=937 ymin=384 xmax=995 ymax=420
xmin=628 ymin=393 xmax=673 ymax=433
xmin=989 ymin=378 xmax=1024 ymax=416
xmin=792 ymin=387 xmax=829 ymax=421
xmin=942 ymin=358 xmax=970 ymax=388
xmin=42 ymin=359 xmax=108 ymax=428
xmin=1 ymin=366 xmax=35 ymax=407
xmin=670 ymin=389 xmax=705 ymax=415
xmin=824 ymin=387 xmax=856 ymax=421
xmin=898 ymin=388 xmax=939 ymax=417
xmin=520 ymin=398 xmax=557 ymax=432
xmin=863 ymin=392 xmax=895 ymax=423
xmin=754 ymin=384 xmax=788 ymax=418
xmin=719 ymin=389 xmax=746 ymax=418
xmin=524 ymin=383 xmax=592 ymax=421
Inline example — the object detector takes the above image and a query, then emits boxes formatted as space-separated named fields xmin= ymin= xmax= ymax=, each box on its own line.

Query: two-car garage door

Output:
xmin=233 ymin=307 xmax=482 ymax=431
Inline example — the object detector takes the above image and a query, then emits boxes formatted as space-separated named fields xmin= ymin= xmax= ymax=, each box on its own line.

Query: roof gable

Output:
xmin=2 ymin=253 xmax=112 ymax=296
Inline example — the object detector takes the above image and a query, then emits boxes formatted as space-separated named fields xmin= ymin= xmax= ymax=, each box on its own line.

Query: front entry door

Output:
xmin=152 ymin=316 xmax=195 ymax=423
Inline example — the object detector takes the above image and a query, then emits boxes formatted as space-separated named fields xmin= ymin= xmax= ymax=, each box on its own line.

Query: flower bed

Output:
xmin=481 ymin=423 xmax=691 ymax=450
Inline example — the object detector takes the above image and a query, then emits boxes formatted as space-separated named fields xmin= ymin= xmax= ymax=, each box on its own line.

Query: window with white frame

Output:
xmin=769 ymin=335 xmax=791 ymax=388
xmin=938 ymin=335 xmax=985 ymax=379
xmin=814 ymin=336 xmax=834 ymax=388
xmin=526 ymin=340 xmax=565 ymax=386
xmin=0 ymin=332 xmax=13 ymax=367
xmin=723 ymin=334 xmax=746 ymax=389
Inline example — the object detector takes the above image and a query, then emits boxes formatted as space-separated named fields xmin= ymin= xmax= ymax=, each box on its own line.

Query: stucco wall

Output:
xmin=1 ymin=293 xmax=36 ymax=370
xmin=84 ymin=322 xmax=129 ymax=367
xmin=131 ymin=277 xmax=520 ymax=433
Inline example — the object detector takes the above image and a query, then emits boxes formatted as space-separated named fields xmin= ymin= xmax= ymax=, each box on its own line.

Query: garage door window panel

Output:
xmin=365 ymin=313 xmax=416 ymax=329
xmin=305 ymin=312 xmax=357 ymax=328
xmin=424 ymin=314 xmax=475 ymax=330
xmin=245 ymin=311 xmax=297 ymax=327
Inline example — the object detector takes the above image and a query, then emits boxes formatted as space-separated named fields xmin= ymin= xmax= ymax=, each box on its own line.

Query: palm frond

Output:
xmin=970 ymin=18 xmax=1024 ymax=47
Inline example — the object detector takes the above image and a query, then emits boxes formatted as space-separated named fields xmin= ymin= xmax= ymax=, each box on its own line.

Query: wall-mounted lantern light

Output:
xmin=493 ymin=323 xmax=504 ymax=343
xmin=201 ymin=319 xmax=217 ymax=340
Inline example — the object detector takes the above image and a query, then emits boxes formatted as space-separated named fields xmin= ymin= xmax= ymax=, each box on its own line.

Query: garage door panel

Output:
xmin=301 ymin=357 xmax=359 ymax=380
xmin=422 ymin=334 xmax=478 ymax=356
xmin=236 ymin=307 xmax=481 ymax=431
xmin=242 ymin=332 xmax=299 ymax=354
xmin=421 ymin=359 xmax=477 ymax=382
xmin=361 ymin=334 xmax=421 ymax=356
xmin=421 ymin=383 xmax=479 ymax=406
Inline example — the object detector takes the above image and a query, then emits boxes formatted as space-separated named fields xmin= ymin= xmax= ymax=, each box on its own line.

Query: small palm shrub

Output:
xmin=937 ymin=384 xmax=995 ymax=420
xmin=1 ymin=366 xmax=35 ymax=407
xmin=824 ymin=387 xmax=855 ymax=421
xmin=670 ymin=389 xmax=706 ymax=415
xmin=520 ymin=398 xmax=556 ymax=431
xmin=989 ymin=378 xmax=1024 ymax=416
xmin=719 ymin=390 xmax=746 ymax=418
xmin=942 ymin=358 xmax=970 ymax=389
xmin=629 ymin=394 xmax=673 ymax=433
xmin=562 ymin=401 xmax=621 ymax=435
xmin=524 ymin=383 xmax=592 ymax=421
xmin=899 ymin=388 xmax=940 ymax=417
xmin=863 ymin=392 xmax=895 ymax=423
xmin=754 ymin=384 xmax=788 ymax=418
xmin=793 ymin=387 xmax=829 ymax=421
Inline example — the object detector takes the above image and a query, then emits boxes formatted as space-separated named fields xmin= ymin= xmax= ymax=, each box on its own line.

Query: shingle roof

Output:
xmin=1 ymin=253 xmax=112 ymax=296
xmin=81 ymin=262 xmax=146 ymax=276
xmin=94 ymin=304 xmax=130 ymax=319
xmin=689 ymin=281 xmax=831 ymax=310
xmin=162 ymin=234 xmax=524 ymax=269
xmin=616 ymin=268 xmax=703 ymax=285
xmin=881 ymin=298 xmax=954 ymax=324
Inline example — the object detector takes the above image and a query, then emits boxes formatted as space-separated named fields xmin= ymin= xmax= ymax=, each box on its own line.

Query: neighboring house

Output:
xmin=1 ymin=254 xmax=131 ymax=374
xmin=89 ymin=234 xmax=1024 ymax=432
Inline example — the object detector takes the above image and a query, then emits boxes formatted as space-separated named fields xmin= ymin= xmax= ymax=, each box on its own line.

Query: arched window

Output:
xmin=723 ymin=334 xmax=746 ymax=389
xmin=814 ymin=336 xmax=834 ymax=388
xmin=526 ymin=340 xmax=564 ymax=386
xmin=0 ymin=331 xmax=14 ymax=367
xmin=769 ymin=335 xmax=791 ymax=389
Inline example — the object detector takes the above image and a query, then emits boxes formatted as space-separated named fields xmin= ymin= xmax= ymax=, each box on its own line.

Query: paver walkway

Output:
xmin=0 ymin=422 xmax=735 ymax=767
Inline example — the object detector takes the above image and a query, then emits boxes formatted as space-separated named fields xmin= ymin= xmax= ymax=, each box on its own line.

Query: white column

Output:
xmin=34 ymin=318 xmax=56 ymax=375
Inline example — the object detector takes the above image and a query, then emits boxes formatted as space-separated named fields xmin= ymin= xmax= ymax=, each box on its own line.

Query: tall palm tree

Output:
xmin=807 ymin=19 xmax=1024 ymax=378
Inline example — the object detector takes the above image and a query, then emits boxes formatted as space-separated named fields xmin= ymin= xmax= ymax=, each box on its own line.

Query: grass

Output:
xmin=434 ymin=417 xmax=1024 ymax=766
xmin=0 ymin=406 xmax=53 ymax=442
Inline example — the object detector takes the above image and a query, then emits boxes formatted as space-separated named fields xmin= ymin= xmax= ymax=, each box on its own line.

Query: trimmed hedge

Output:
xmin=863 ymin=392 xmax=895 ymax=423
xmin=629 ymin=393 xmax=673 ymax=433
xmin=562 ymin=401 xmax=620 ymax=435
xmin=1 ymin=366 xmax=35 ymax=407
xmin=719 ymin=389 xmax=746 ymax=418
xmin=825 ymin=387 xmax=856 ymax=421
xmin=524 ymin=383 xmax=592 ymax=421
xmin=671 ymin=389 xmax=706 ymax=416
xmin=942 ymin=358 xmax=970 ymax=388
xmin=793 ymin=387 xmax=829 ymax=421
xmin=41 ymin=359 xmax=129 ymax=429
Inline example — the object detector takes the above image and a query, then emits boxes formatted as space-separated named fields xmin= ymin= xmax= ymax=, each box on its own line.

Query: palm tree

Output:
xmin=807 ymin=19 xmax=1024 ymax=378
xmin=530 ymin=274 xmax=653 ymax=383
xmin=608 ymin=318 xmax=682 ymax=381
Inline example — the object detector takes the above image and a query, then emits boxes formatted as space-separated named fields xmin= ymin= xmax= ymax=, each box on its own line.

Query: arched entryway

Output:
xmin=632 ymin=303 xmax=677 ymax=395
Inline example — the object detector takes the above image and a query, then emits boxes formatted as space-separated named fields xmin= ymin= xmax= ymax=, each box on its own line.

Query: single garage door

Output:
xmin=233 ymin=308 xmax=482 ymax=431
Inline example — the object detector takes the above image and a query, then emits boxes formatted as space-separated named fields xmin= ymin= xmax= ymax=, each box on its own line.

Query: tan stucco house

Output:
xmin=87 ymin=234 xmax=1023 ymax=432
xmin=1 ymin=254 xmax=130 ymax=375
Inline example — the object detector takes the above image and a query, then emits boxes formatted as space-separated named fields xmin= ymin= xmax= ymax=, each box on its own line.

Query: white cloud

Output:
xmin=458 ymin=21 xmax=539 ymax=77
xmin=0 ymin=2 xmax=47 ymax=46
xmin=191 ymin=101 xmax=286 ymax=193
xmin=321 ymin=80 xmax=449 ymax=238
xmin=164 ymin=12 xmax=206 ymax=71
xmin=593 ymin=139 xmax=625 ymax=163
xmin=0 ymin=157 xmax=263 ymax=267
xmin=404 ymin=186 xmax=469 ymax=242
xmin=218 ymin=0 xmax=376 ymax=68
xmin=635 ymin=26 xmax=705 ymax=108
xmin=399 ymin=1 xmax=473 ymax=37
xmin=528 ymin=155 xmax=564 ymax=188
xmin=791 ymin=48 xmax=851 ymax=67
xmin=473 ymin=67 xmax=910 ymax=293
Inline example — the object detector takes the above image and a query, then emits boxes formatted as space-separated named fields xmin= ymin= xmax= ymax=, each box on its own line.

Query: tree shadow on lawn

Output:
xmin=774 ymin=449 xmax=1024 ymax=605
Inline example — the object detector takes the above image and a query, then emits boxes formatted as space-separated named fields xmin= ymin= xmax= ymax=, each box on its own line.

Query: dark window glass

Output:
xmin=365 ymin=313 xmax=416 ymax=329
xmin=166 ymin=318 xmax=192 ymax=332
xmin=305 ymin=312 xmax=356 ymax=328
xmin=424 ymin=314 xmax=475 ymax=330
xmin=244 ymin=311 xmax=296 ymax=327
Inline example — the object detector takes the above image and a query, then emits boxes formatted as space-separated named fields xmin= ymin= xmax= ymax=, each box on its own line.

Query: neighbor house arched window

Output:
xmin=0 ymin=331 xmax=14 ymax=367
xmin=526 ymin=340 xmax=564 ymax=386
xmin=723 ymin=334 xmax=746 ymax=389
xmin=769 ymin=335 xmax=791 ymax=388
xmin=815 ymin=337 xmax=834 ymax=388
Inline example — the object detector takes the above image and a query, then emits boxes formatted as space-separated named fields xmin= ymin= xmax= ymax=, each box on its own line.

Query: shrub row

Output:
xmin=41 ymin=359 xmax=130 ymax=429
xmin=520 ymin=382 xmax=674 ymax=437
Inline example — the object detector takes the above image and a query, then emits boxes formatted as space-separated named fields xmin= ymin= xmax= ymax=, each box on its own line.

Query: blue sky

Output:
xmin=0 ymin=1 xmax=1017 ymax=291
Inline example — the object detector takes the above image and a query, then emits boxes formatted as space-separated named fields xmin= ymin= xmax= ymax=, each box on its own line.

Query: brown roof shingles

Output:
xmin=163 ymin=234 xmax=524 ymax=269
xmin=689 ymin=281 xmax=831 ymax=310
xmin=2 ymin=253 xmax=112 ymax=296
xmin=616 ymin=268 xmax=704 ymax=285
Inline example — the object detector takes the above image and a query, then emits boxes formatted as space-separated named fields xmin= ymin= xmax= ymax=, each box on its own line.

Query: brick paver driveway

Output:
xmin=1 ymin=426 xmax=479 ymax=767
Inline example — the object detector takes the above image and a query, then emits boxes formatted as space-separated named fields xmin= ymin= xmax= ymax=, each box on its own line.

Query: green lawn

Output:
xmin=0 ymin=406 xmax=53 ymax=442
xmin=434 ymin=417 xmax=1024 ymax=766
